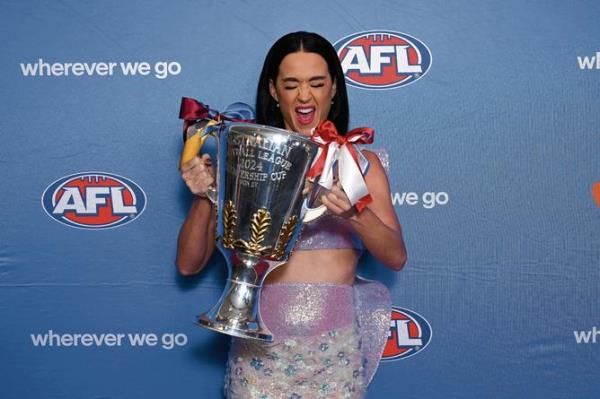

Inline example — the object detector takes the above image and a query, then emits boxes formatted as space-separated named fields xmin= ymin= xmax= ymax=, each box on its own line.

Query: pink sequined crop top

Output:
xmin=293 ymin=149 xmax=389 ymax=251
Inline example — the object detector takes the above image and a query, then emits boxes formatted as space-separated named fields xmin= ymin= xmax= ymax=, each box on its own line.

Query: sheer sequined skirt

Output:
xmin=225 ymin=323 xmax=364 ymax=398
xmin=224 ymin=281 xmax=390 ymax=399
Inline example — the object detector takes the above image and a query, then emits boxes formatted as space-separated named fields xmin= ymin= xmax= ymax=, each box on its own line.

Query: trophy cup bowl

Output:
xmin=189 ymin=122 xmax=320 ymax=342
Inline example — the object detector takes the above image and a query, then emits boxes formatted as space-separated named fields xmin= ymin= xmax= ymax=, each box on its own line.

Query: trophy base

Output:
xmin=196 ymin=314 xmax=273 ymax=342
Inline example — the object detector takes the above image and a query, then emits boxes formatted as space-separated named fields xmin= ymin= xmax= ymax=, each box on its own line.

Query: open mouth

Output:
xmin=295 ymin=106 xmax=316 ymax=126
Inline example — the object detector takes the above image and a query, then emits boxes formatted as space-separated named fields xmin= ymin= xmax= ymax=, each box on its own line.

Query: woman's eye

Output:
xmin=284 ymin=86 xmax=297 ymax=90
xmin=311 ymin=84 xmax=325 ymax=88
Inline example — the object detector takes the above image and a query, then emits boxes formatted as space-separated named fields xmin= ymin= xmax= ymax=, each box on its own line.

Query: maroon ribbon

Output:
xmin=179 ymin=97 xmax=212 ymax=141
xmin=178 ymin=97 xmax=255 ymax=141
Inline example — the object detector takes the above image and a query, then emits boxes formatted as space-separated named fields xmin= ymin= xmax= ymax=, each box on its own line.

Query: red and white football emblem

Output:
xmin=334 ymin=30 xmax=432 ymax=89
xmin=382 ymin=307 xmax=432 ymax=361
xmin=42 ymin=172 xmax=146 ymax=229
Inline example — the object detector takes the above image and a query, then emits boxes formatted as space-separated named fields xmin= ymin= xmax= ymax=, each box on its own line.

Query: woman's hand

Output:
xmin=320 ymin=181 xmax=358 ymax=220
xmin=302 ymin=177 xmax=314 ymax=196
xmin=180 ymin=154 xmax=214 ymax=197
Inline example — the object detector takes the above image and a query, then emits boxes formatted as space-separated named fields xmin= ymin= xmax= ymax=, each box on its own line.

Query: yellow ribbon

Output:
xmin=179 ymin=119 xmax=220 ymax=169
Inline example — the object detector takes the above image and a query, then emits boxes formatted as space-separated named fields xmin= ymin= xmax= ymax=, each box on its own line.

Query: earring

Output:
xmin=276 ymin=102 xmax=280 ymax=108
xmin=331 ymin=100 xmax=334 ymax=105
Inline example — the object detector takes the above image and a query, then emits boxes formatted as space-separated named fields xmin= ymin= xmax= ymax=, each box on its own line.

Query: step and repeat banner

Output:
xmin=2 ymin=1 xmax=599 ymax=398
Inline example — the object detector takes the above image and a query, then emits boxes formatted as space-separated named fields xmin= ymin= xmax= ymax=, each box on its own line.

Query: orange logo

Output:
xmin=592 ymin=182 xmax=600 ymax=207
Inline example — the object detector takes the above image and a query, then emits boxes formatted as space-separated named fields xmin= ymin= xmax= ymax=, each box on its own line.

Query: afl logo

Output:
xmin=41 ymin=172 xmax=146 ymax=229
xmin=333 ymin=30 xmax=432 ymax=90
xmin=382 ymin=307 xmax=432 ymax=361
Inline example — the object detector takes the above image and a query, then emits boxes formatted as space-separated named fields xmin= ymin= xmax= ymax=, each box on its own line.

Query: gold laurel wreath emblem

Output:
xmin=222 ymin=200 xmax=237 ymax=249
xmin=272 ymin=215 xmax=298 ymax=260
xmin=236 ymin=208 xmax=272 ymax=256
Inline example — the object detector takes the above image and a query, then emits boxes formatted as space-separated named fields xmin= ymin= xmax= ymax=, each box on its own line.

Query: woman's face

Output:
xmin=269 ymin=51 xmax=336 ymax=136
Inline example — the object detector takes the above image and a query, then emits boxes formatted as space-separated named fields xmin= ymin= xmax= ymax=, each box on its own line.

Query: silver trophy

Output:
xmin=185 ymin=122 xmax=321 ymax=341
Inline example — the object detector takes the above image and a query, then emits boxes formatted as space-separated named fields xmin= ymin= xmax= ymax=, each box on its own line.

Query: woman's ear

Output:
xmin=269 ymin=79 xmax=278 ymax=102
xmin=331 ymin=79 xmax=337 ymax=100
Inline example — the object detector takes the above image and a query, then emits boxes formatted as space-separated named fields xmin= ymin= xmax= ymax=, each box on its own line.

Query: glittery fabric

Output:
xmin=294 ymin=213 xmax=364 ymax=252
xmin=224 ymin=282 xmax=391 ymax=399
xmin=352 ymin=277 xmax=391 ymax=385
xmin=371 ymin=148 xmax=389 ymax=174
xmin=259 ymin=284 xmax=355 ymax=338
xmin=294 ymin=148 xmax=389 ymax=252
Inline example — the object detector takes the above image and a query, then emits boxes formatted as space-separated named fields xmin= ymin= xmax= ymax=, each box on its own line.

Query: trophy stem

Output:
xmin=196 ymin=253 xmax=274 ymax=342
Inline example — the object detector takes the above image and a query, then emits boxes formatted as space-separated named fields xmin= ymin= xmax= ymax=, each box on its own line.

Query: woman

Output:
xmin=177 ymin=31 xmax=407 ymax=398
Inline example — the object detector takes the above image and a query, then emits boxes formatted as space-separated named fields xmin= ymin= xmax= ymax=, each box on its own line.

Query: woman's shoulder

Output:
xmin=359 ymin=148 xmax=394 ymax=208
xmin=361 ymin=148 xmax=390 ymax=174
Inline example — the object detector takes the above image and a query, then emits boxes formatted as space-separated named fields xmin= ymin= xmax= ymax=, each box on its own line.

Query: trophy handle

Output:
xmin=301 ymin=151 xmax=371 ymax=223
xmin=301 ymin=202 xmax=327 ymax=223
xmin=300 ymin=178 xmax=328 ymax=223
xmin=180 ymin=120 xmax=221 ymax=205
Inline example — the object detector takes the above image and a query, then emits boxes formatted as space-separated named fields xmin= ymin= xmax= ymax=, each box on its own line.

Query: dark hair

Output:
xmin=255 ymin=31 xmax=349 ymax=134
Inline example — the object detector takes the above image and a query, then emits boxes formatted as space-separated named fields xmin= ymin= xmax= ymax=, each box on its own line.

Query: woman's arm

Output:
xmin=320 ymin=150 xmax=407 ymax=270
xmin=176 ymin=197 xmax=216 ymax=275
xmin=175 ymin=154 xmax=217 ymax=275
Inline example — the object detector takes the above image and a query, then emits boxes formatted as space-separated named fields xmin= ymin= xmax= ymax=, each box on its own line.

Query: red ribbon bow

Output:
xmin=308 ymin=120 xmax=375 ymax=212
xmin=308 ymin=120 xmax=374 ymax=178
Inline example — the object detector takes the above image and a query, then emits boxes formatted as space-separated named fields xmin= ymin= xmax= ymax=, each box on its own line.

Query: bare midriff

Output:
xmin=264 ymin=248 xmax=359 ymax=285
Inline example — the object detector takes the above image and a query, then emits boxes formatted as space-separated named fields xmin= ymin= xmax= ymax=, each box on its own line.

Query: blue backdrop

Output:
xmin=2 ymin=0 xmax=600 ymax=398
